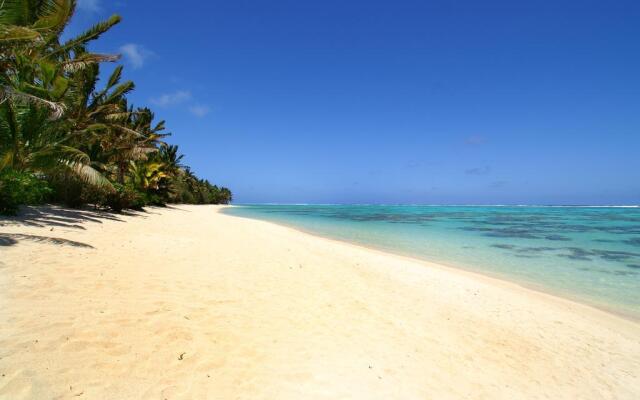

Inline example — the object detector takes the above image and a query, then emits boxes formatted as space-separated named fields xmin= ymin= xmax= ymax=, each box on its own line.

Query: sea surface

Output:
xmin=222 ymin=205 xmax=640 ymax=318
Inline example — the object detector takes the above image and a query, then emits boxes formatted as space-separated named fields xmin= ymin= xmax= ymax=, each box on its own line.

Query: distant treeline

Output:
xmin=0 ymin=1 xmax=231 ymax=215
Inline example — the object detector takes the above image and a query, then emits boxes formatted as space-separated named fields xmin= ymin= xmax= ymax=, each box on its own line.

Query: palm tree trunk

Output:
xmin=4 ymin=100 xmax=20 ymax=170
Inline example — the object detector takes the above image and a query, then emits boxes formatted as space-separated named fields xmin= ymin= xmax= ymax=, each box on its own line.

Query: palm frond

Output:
xmin=0 ymin=0 xmax=31 ymax=25
xmin=93 ymin=102 xmax=122 ymax=114
xmin=62 ymin=53 xmax=121 ymax=73
xmin=0 ymin=25 xmax=41 ymax=42
xmin=130 ymin=145 xmax=158 ymax=160
xmin=106 ymin=65 xmax=123 ymax=89
xmin=103 ymin=111 xmax=131 ymax=122
xmin=31 ymin=0 xmax=74 ymax=33
xmin=111 ymin=123 xmax=146 ymax=139
xmin=103 ymin=81 xmax=134 ymax=104
xmin=66 ymin=161 xmax=113 ymax=189
xmin=0 ymin=85 xmax=66 ymax=119
xmin=0 ymin=150 xmax=14 ymax=171
xmin=49 ymin=14 xmax=121 ymax=56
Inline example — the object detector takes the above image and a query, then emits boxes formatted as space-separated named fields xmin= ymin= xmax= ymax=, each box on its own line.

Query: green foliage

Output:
xmin=47 ymin=174 xmax=86 ymax=208
xmin=103 ymin=183 xmax=142 ymax=212
xmin=0 ymin=1 xmax=232 ymax=213
xmin=0 ymin=169 xmax=52 ymax=215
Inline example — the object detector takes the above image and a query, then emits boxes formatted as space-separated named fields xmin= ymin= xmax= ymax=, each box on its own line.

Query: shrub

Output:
xmin=79 ymin=184 xmax=111 ymax=208
xmin=0 ymin=170 xmax=53 ymax=215
xmin=47 ymin=174 xmax=86 ymax=208
xmin=103 ymin=183 xmax=144 ymax=212
xmin=142 ymin=192 xmax=165 ymax=207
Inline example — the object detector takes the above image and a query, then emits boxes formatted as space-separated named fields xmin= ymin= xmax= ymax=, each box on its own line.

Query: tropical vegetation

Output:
xmin=0 ymin=0 xmax=231 ymax=215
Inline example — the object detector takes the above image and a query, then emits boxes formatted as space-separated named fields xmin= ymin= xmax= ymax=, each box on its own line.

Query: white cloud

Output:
xmin=77 ymin=0 xmax=101 ymax=13
xmin=119 ymin=43 xmax=152 ymax=69
xmin=189 ymin=104 xmax=211 ymax=117
xmin=150 ymin=90 xmax=192 ymax=107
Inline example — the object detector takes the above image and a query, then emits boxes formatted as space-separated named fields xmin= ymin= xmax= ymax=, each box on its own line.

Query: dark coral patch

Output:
xmin=624 ymin=237 xmax=640 ymax=247
xmin=491 ymin=244 xmax=515 ymax=250
xmin=545 ymin=234 xmax=571 ymax=241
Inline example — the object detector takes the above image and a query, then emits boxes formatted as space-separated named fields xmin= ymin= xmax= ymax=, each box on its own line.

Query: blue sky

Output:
xmin=69 ymin=0 xmax=640 ymax=205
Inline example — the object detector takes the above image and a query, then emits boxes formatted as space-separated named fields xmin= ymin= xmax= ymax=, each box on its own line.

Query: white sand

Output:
xmin=0 ymin=204 xmax=639 ymax=399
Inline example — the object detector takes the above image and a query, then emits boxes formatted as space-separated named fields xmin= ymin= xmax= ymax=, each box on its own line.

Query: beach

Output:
xmin=1 ymin=205 xmax=639 ymax=399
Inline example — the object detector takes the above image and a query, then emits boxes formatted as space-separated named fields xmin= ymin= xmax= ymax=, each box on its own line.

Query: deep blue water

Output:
xmin=222 ymin=205 xmax=640 ymax=318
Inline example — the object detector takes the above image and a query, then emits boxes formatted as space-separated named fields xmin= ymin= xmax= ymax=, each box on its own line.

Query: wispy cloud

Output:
xmin=119 ymin=43 xmax=152 ymax=69
xmin=151 ymin=90 xmax=192 ymax=107
xmin=189 ymin=104 xmax=211 ymax=117
xmin=464 ymin=135 xmax=487 ymax=146
xmin=465 ymin=165 xmax=491 ymax=175
xmin=151 ymin=87 xmax=211 ymax=117
xmin=490 ymin=180 xmax=508 ymax=189
xmin=77 ymin=0 xmax=101 ymax=13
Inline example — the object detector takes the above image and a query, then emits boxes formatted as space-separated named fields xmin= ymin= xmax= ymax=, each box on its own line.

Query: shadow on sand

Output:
xmin=0 ymin=205 xmax=151 ymax=248
xmin=0 ymin=233 xmax=95 ymax=248
xmin=0 ymin=205 xmax=147 ymax=230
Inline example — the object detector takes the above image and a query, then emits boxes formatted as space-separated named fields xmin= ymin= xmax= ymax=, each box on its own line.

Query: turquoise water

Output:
xmin=222 ymin=205 xmax=640 ymax=318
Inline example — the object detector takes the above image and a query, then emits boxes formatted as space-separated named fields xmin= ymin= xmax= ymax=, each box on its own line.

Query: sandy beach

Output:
xmin=0 ymin=205 xmax=639 ymax=399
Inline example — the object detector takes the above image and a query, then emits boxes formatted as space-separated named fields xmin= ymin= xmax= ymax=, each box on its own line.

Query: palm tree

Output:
xmin=220 ymin=187 xmax=232 ymax=204
xmin=128 ymin=161 xmax=166 ymax=191
xmin=1 ymin=1 xmax=232 ymax=212
xmin=0 ymin=0 xmax=121 ymax=114
xmin=157 ymin=144 xmax=184 ymax=174
xmin=0 ymin=0 xmax=124 ymax=189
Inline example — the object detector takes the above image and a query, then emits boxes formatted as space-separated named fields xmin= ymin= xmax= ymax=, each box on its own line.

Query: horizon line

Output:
xmin=233 ymin=203 xmax=640 ymax=208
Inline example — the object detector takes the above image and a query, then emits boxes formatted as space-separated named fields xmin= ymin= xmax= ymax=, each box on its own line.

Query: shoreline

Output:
xmin=1 ymin=204 xmax=639 ymax=398
xmin=220 ymin=206 xmax=640 ymax=327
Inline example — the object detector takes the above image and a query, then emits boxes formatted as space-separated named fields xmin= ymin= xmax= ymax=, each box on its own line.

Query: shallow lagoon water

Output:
xmin=222 ymin=205 xmax=640 ymax=318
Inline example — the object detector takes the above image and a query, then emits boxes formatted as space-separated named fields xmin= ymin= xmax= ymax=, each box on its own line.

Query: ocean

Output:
xmin=222 ymin=205 xmax=640 ymax=318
